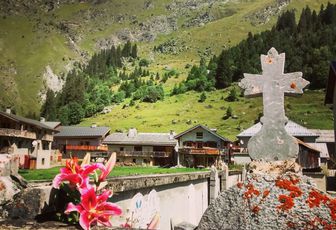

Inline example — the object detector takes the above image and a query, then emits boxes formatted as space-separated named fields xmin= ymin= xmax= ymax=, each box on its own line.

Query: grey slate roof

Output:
xmin=0 ymin=111 xmax=57 ymax=131
xmin=175 ymin=124 xmax=231 ymax=142
xmin=310 ymin=129 xmax=334 ymax=143
xmin=103 ymin=132 xmax=177 ymax=146
xmin=54 ymin=126 xmax=110 ymax=138
xmin=237 ymin=120 xmax=319 ymax=138
xmin=309 ymin=143 xmax=330 ymax=158
xmin=41 ymin=121 xmax=61 ymax=129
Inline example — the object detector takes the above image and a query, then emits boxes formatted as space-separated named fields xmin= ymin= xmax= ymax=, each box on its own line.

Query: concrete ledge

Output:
xmin=229 ymin=170 xmax=242 ymax=176
xmin=106 ymin=171 xmax=211 ymax=192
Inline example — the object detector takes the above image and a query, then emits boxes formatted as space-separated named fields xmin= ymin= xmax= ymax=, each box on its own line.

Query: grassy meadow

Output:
xmin=81 ymin=86 xmax=333 ymax=141
xmin=1 ymin=0 xmax=334 ymax=115
xmin=19 ymin=166 xmax=209 ymax=181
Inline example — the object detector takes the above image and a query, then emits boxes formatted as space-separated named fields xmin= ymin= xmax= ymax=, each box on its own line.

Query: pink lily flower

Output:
xmin=53 ymin=158 xmax=106 ymax=189
xmin=99 ymin=152 xmax=116 ymax=182
xmin=65 ymin=187 xmax=122 ymax=230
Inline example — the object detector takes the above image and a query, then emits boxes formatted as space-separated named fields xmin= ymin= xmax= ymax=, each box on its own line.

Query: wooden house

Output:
xmin=103 ymin=128 xmax=177 ymax=166
xmin=175 ymin=125 xmax=231 ymax=167
xmin=54 ymin=126 xmax=110 ymax=160
xmin=236 ymin=120 xmax=322 ymax=169
xmin=0 ymin=109 xmax=58 ymax=169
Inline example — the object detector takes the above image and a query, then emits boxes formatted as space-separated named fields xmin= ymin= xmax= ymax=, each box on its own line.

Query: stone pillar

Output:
xmin=209 ymin=167 xmax=219 ymax=203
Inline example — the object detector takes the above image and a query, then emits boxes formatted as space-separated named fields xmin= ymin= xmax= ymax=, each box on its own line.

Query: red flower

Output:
xmin=52 ymin=158 xmax=107 ymax=190
xmin=275 ymin=178 xmax=302 ymax=198
xmin=237 ymin=182 xmax=243 ymax=189
xmin=278 ymin=194 xmax=294 ymax=211
xmin=306 ymin=190 xmax=329 ymax=208
xmin=252 ymin=206 xmax=260 ymax=214
xmin=65 ymin=187 xmax=122 ymax=230
xmin=286 ymin=221 xmax=295 ymax=228
xmin=289 ymin=186 xmax=302 ymax=198
xmin=263 ymin=190 xmax=270 ymax=198
xmin=328 ymin=199 xmax=336 ymax=220
xmin=99 ymin=153 xmax=116 ymax=182
xmin=243 ymin=183 xmax=260 ymax=200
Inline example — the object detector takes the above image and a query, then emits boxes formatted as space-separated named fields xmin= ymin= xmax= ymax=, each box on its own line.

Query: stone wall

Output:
xmin=1 ymin=170 xmax=243 ymax=229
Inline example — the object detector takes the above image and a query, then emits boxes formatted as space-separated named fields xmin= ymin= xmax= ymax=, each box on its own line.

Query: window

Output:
xmin=197 ymin=142 xmax=203 ymax=148
xmin=120 ymin=147 xmax=124 ymax=151
xmin=183 ymin=141 xmax=194 ymax=147
xmin=42 ymin=158 xmax=45 ymax=165
xmin=134 ymin=146 xmax=142 ymax=151
xmin=153 ymin=146 xmax=165 ymax=152
xmin=42 ymin=141 xmax=49 ymax=150
xmin=207 ymin=141 xmax=217 ymax=148
xmin=196 ymin=132 xmax=203 ymax=139
xmin=133 ymin=158 xmax=136 ymax=163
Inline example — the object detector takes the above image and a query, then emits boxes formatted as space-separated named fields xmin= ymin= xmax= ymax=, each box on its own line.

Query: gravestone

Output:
xmin=198 ymin=48 xmax=336 ymax=229
xmin=239 ymin=47 xmax=309 ymax=161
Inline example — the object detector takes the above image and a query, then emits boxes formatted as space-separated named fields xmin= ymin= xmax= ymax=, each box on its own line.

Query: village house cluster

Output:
xmin=0 ymin=108 xmax=334 ymax=172
xmin=0 ymin=62 xmax=335 ymax=171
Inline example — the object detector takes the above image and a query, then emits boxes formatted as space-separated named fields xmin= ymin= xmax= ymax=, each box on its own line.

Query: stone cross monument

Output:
xmin=239 ymin=48 xmax=309 ymax=161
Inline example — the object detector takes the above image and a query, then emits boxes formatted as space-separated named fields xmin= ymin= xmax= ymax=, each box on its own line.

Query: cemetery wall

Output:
xmin=21 ymin=170 xmax=242 ymax=229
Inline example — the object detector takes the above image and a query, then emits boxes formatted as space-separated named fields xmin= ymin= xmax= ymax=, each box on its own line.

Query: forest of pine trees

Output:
xmin=41 ymin=42 xmax=164 ymax=125
xmin=41 ymin=3 xmax=336 ymax=125
xmin=172 ymin=3 xmax=336 ymax=95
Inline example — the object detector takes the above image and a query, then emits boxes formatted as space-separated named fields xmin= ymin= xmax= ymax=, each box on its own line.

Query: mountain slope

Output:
xmin=80 ymin=88 xmax=333 ymax=140
xmin=0 ymin=0 xmax=333 ymax=115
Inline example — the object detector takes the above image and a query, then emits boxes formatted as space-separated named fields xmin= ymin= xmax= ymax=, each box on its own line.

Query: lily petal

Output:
xmin=96 ymin=190 xmax=112 ymax=203
xmin=97 ymin=203 xmax=122 ymax=216
xmin=99 ymin=153 xmax=116 ymax=181
xmin=79 ymin=210 xmax=94 ymax=230
xmin=97 ymin=215 xmax=112 ymax=227
xmin=81 ymin=153 xmax=91 ymax=167
xmin=81 ymin=187 xmax=97 ymax=211
xmin=52 ymin=174 xmax=65 ymax=189
xmin=65 ymin=202 xmax=83 ymax=214
xmin=82 ymin=163 xmax=106 ymax=177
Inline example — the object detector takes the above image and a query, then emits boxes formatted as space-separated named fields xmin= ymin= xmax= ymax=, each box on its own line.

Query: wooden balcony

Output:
xmin=65 ymin=145 xmax=108 ymax=152
xmin=180 ymin=148 xmax=220 ymax=155
xmin=0 ymin=128 xmax=36 ymax=139
xmin=42 ymin=134 xmax=53 ymax=142
xmin=117 ymin=151 xmax=170 ymax=158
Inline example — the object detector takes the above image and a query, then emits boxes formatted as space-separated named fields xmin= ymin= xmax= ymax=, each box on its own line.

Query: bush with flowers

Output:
xmin=52 ymin=153 xmax=122 ymax=230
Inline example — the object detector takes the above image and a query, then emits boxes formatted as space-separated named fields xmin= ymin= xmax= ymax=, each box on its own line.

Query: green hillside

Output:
xmin=80 ymin=87 xmax=333 ymax=140
xmin=0 ymin=0 xmax=334 ymax=115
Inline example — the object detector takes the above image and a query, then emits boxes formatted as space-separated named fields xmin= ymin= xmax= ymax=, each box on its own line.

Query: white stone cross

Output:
xmin=239 ymin=48 xmax=309 ymax=161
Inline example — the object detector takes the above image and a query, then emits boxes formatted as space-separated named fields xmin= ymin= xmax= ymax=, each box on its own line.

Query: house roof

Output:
xmin=325 ymin=61 xmax=336 ymax=104
xmin=0 ymin=111 xmax=58 ymax=132
xmin=308 ymin=143 xmax=329 ymax=158
xmin=41 ymin=121 xmax=61 ymax=129
xmin=103 ymin=132 xmax=177 ymax=146
xmin=309 ymin=129 xmax=334 ymax=143
xmin=54 ymin=126 xmax=110 ymax=138
xmin=174 ymin=124 xmax=231 ymax=142
xmin=296 ymin=138 xmax=320 ymax=154
xmin=237 ymin=120 xmax=319 ymax=138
